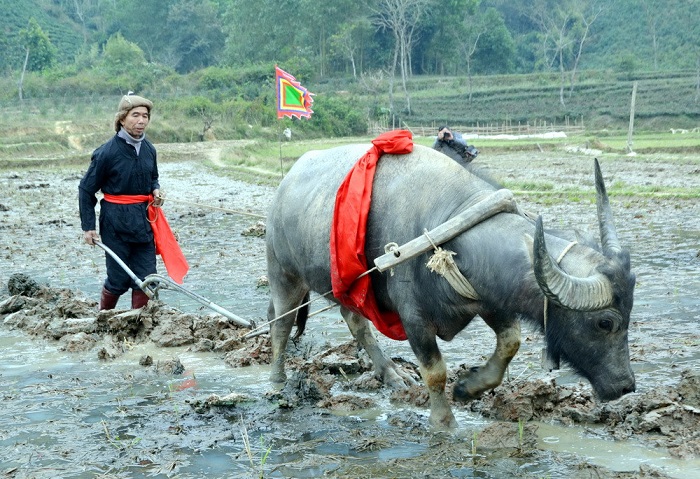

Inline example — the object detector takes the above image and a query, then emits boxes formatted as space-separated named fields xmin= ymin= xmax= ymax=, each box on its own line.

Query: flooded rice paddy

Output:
xmin=1 ymin=145 xmax=699 ymax=478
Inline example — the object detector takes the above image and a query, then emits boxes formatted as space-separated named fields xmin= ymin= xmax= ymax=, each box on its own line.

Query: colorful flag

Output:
xmin=275 ymin=66 xmax=314 ymax=120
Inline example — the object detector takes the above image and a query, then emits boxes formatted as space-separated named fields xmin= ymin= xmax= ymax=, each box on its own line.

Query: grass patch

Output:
xmin=510 ymin=184 xmax=699 ymax=201
xmin=218 ymin=137 xmax=374 ymax=174
xmin=587 ymin=132 xmax=700 ymax=153
xmin=503 ymin=181 xmax=555 ymax=191
xmin=205 ymin=162 xmax=283 ymax=187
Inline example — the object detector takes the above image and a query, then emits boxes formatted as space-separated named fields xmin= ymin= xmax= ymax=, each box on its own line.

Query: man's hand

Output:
xmin=84 ymin=230 xmax=99 ymax=245
xmin=152 ymin=188 xmax=164 ymax=207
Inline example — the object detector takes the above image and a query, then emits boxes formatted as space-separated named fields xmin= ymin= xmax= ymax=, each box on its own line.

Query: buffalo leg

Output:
xmin=268 ymin=283 xmax=308 ymax=385
xmin=405 ymin=330 xmax=457 ymax=429
xmin=453 ymin=317 xmax=521 ymax=401
xmin=341 ymin=308 xmax=417 ymax=389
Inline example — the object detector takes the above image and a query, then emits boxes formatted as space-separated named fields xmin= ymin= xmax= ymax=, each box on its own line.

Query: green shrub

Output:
xmin=240 ymin=97 xmax=275 ymax=127
xmin=616 ymin=53 xmax=640 ymax=80
xmin=234 ymin=63 xmax=274 ymax=86
xmin=199 ymin=66 xmax=238 ymax=90
xmin=100 ymin=33 xmax=145 ymax=73
xmin=168 ymin=96 xmax=218 ymax=117
xmin=308 ymin=95 xmax=368 ymax=136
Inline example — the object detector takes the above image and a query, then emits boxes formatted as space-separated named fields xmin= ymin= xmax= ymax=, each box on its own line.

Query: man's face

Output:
xmin=439 ymin=128 xmax=452 ymax=140
xmin=120 ymin=106 xmax=150 ymax=138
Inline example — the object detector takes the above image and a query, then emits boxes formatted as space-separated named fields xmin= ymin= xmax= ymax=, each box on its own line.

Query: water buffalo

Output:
xmin=265 ymin=142 xmax=636 ymax=428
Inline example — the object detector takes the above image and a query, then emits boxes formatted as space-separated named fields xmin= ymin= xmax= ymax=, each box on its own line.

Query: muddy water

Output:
xmin=1 ymin=149 xmax=700 ymax=478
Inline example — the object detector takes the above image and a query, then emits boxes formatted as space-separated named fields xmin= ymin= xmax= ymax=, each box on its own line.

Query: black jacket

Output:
xmin=78 ymin=134 xmax=160 ymax=243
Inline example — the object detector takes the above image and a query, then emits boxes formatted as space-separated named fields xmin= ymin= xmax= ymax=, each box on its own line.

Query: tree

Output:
xmin=422 ymin=0 xmax=477 ymax=75
xmin=469 ymin=8 xmax=515 ymax=73
xmin=223 ymin=0 xmax=368 ymax=77
xmin=18 ymin=18 xmax=57 ymax=100
xmin=526 ymin=0 xmax=602 ymax=106
xmin=566 ymin=1 xmax=604 ymax=97
xmin=304 ymin=0 xmax=362 ymax=77
xmin=640 ymin=0 xmax=666 ymax=71
xmin=0 ymin=32 xmax=10 ymax=75
xmin=371 ymin=0 xmax=431 ymax=116
xmin=165 ymin=0 xmax=225 ymax=73
xmin=663 ymin=0 xmax=700 ymax=103
xmin=454 ymin=1 xmax=486 ymax=100
xmin=101 ymin=32 xmax=146 ymax=74
xmin=528 ymin=0 xmax=574 ymax=106
xmin=696 ymin=55 xmax=700 ymax=104
xmin=223 ymin=0 xmax=312 ymax=67
xmin=102 ymin=0 xmax=177 ymax=63
xmin=70 ymin=0 xmax=95 ymax=44
xmin=330 ymin=19 xmax=373 ymax=78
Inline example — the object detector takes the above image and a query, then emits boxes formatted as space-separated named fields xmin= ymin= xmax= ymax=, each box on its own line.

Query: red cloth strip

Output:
xmin=103 ymin=193 xmax=189 ymax=284
xmin=329 ymin=130 xmax=413 ymax=340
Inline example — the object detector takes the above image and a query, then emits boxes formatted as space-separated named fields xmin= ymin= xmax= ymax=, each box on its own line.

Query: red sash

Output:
xmin=103 ymin=194 xmax=189 ymax=284
xmin=329 ymin=130 xmax=413 ymax=340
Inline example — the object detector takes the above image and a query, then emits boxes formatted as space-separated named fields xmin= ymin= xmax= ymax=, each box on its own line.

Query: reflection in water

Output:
xmin=536 ymin=422 xmax=700 ymax=479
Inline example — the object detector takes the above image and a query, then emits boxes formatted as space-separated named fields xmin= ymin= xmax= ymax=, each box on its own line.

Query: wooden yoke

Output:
xmin=373 ymin=189 xmax=517 ymax=273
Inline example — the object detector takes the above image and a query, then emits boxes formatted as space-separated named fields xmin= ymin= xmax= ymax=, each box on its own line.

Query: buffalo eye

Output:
xmin=597 ymin=318 xmax=614 ymax=332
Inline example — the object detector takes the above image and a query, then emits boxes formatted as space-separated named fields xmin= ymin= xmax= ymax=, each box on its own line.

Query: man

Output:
xmin=432 ymin=125 xmax=479 ymax=166
xmin=79 ymin=93 xmax=185 ymax=310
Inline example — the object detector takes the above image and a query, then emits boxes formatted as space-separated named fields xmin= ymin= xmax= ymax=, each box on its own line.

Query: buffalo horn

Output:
xmin=533 ymin=216 xmax=614 ymax=311
xmin=594 ymin=158 xmax=622 ymax=256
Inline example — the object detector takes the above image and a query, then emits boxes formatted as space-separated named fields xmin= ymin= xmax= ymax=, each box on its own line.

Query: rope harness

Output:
xmin=160 ymin=188 xmax=511 ymax=337
xmin=423 ymin=229 xmax=480 ymax=300
xmin=244 ymin=230 xmax=485 ymax=339
xmin=164 ymin=195 xmax=266 ymax=219
xmin=241 ymin=267 xmax=379 ymax=339
xmin=241 ymin=191 xmax=515 ymax=337
xmin=156 ymin=187 xmax=583 ymax=352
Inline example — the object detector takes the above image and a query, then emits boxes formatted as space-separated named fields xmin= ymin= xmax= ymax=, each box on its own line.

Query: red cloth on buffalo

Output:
xmin=329 ymin=130 xmax=413 ymax=340
xmin=103 ymin=193 xmax=189 ymax=284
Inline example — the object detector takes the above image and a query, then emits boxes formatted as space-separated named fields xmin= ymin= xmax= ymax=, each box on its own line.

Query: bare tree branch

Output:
xmin=527 ymin=0 xmax=603 ymax=106
xmin=371 ymin=0 xmax=430 ymax=116
xmin=568 ymin=1 xmax=604 ymax=97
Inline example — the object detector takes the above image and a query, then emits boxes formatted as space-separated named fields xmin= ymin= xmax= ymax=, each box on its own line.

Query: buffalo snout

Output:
xmin=595 ymin=375 xmax=636 ymax=402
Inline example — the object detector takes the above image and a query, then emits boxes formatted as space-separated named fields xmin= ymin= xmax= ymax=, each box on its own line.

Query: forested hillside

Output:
xmin=0 ymin=1 xmax=81 ymax=73
xmin=0 ymin=0 xmax=698 ymax=139
xmin=2 ymin=0 xmax=698 ymax=76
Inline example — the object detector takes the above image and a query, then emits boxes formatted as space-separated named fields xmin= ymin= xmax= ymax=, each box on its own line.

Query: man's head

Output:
xmin=437 ymin=125 xmax=452 ymax=141
xmin=114 ymin=94 xmax=153 ymax=136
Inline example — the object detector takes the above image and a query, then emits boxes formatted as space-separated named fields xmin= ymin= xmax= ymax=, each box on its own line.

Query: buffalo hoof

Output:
xmin=453 ymin=382 xmax=483 ymax=403
xmin=429 ymin=410 xmax=458 ymax=430
xmin=452 ymin=367 xmax=485 ymax=403
xmin=269 ymin=371 xmax=287 ymax=385
xmin=379 ymin=362 xmax=418 ymax=390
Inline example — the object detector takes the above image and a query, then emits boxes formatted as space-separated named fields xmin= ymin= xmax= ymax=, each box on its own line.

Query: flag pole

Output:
xmin=279 ymin=124 xmax=284 ymax=178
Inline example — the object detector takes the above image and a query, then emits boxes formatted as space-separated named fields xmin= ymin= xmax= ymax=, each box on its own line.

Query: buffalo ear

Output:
xmin=575 ymin=229 xmax=600 ymax=250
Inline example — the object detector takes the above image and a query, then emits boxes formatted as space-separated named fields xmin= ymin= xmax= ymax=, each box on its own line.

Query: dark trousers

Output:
xmin=102 ymin=234 xmax=156 ymax=296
